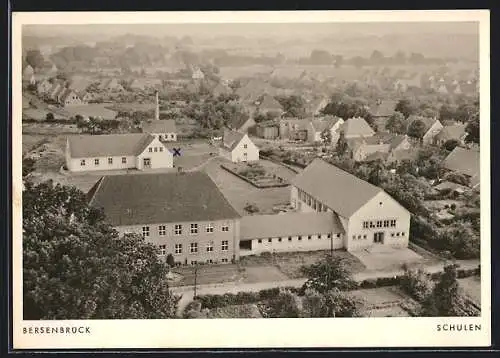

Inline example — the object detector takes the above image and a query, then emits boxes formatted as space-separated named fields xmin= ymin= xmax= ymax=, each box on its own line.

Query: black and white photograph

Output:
xmin=12 ymin=10 xmax=490 ymax=349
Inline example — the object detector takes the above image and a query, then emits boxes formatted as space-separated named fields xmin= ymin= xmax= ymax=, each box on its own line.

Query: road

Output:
xmin=173 ymin=259 xmax=479 ymax=315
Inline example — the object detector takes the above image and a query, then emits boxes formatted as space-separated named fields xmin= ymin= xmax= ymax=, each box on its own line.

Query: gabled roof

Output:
xmin=67 ymin=133 xmax=156 ymax=158
xmin=387 ymin=148 xmax=419 ymax=163
xmin=142 ymin=120 xmax=177 ymax=133
xmin=241 ymin=212 xmax=344 ymax=240
xmin=310 ymin=117 xmax=343 ymax=132
xmin=258 ymin=94 xmax=283 ymax=112
xmin=435 ymin=124 xmax=467 ymax=142
xmin=280 ymin=118 xmax=310 ymax=131
xmin=407 ymin=115 xmax=440 ymax=132
xmin=290 ymin=159 xmax=383 ymax=218
xmin=389 ymin=134 xmax=409 ymax=150
xmin=60 ymin=89 xmax=79 ymax=103
xmin=441 ymin=146 xmax=480 ymax=177
xmin=222 ymin=130 xmax=246 ymax=151
xmin=339 ymin=117 xmax=375 ymax=137
xmin=88 ymin=172 xmax=241 ymax=226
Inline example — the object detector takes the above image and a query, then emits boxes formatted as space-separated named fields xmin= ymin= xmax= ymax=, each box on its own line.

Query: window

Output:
xmin=108 ymin=157 xmax=113 ymax=165
xmin=149 ymin=148 xmax=153 ymax=152
xmin=298 ymin=236 xmax=302 ymax=241
xmin=363 ymin=235 xmax=367 ymax=239
xmin=206 ymin=223 xmax=214 ymax=233
xmin=174 ymin=224 xmax=182 ymax=235
xmin=190 ymin=242 xmax=198 ymax=253
xmin=158 ymin=245 xmax=166 ymax=255
xmin=383 ymin=220 xmax=389 ymax=228
xmin=94 ymin=158 xmax=99 ymax=166
xmin=327 ymin=234 xmax=331 ymax=239
xmin=206 ymin=241 xmax=213 ymax=252
xmin=222 ymin=224 xmax=229 ymax=232
xmin=391 ymin=233 xmax=395 ymax=237
xmin=80 ymin=159 xmax=86 ymax=166
xmin=222 ymin=258 xmax=228 ymax=263
xmin=402 ymin=232 xmax=405 ymax=236
xmin=142 ymin=226 xmax=150 ymax=238
xmin=154 ymin=147 xmax=158 ymax=152
xmin=258 ymin=239 xmax=262 ymax=244
xmin=221 ymin=240 xmax=229 ymax=251
xmin=352 ymin=235 xmax=356 ymax=239
xmin=308 ymin=235 xmax=312 ymax=240
xmin=191 ymin=260 xmax=197 ymax=265
xmin=268 ymin=238 xmax=272 ymax=243
xmin=288 ymin=236 xmax=292 ymax=242
xmin=317 ymin=234 xmax=322 ymax=239
xmin=158 ymin=225 xmax=166 ymax=236
xmin=307 ymin=196 xmax=311 ymax=206
xmin=160 ymin=147 xmax=163 ymax=152
xmin=363 ymin=221 xmax=369 ymax=229
xmin=243 ymin=144 xmax=248 ymax=149
xmin=206 ymin=259 xmax=213 ymax=264
xmin=396 ymin=232 xmax=400 ymax=237
xmin=190 ymin=223 xmax=198 ymax=234
xmin=122 ymin=157 xmax=127 ymax=164
xmin=312 ymin=201 xmax=316 ymax=210
xmin=376 ymin=221 xmax=383 ymax=228
xmin=390 ymin=219 xmax=397 ymax=227
xmin=369 ymin=222 xmax=375 ymax=228
xmin=337 ymin=233 xmax=341 ymax=238
xmin=175 ymin=244 xmax=182 ymax=254
xmin=278 ymin=238 xmax=282 ymax=242
xmin=357 ymin=235 xmax=362 ymax=239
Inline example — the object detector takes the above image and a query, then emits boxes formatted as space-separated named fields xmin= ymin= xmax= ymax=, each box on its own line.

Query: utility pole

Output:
xmin=330 ymin=233 xmax=333 ymax=257
xmin=193 ymin=264 xmax=198 ymax=299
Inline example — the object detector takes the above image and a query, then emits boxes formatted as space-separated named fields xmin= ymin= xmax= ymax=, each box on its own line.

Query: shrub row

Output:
xmin=195 ymin=286 xmax=300 ymax=309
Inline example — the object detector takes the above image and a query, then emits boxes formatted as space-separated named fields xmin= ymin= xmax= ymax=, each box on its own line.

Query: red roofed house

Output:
xmin=65 ymin=133 xmax=173 ymax=172
xmin=87 ymin=172 xmax=241 ymax=265
xmin=290 ymin=159 xmax=410 ymax=252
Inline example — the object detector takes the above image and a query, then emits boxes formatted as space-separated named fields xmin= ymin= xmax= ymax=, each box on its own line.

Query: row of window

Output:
xmin=159 ymin=134 xmax=176 ymax=140
xmin=189 ymin=258 xmax=228 ymax=265
xmin=148 ymin=146 xmax=165 ymax=153
xmin=362 ymin=219 xmax=397 ymax=229
xmin=158 ymin=240 xmax=229 ymax=255
xmin=256 ymin=233 xmax=340 ymax=244
xmin=143 ymin=223 xmax=229 ymax=237
xmin=351 ymin=232 xmax=405 ymax=240
xmin=80 ymin=157 xmax=129 ymax=166
xmin=297 ymin=189 xmax=329 ymax=213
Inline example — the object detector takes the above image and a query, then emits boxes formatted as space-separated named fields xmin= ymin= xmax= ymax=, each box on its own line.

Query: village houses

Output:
xmin=407 ymin=115 xmax=444 ymax=145
xmin=441 ymin=146 xmax=480 ymax=190
xmin=65 ymin=133 xmax=173 ymax=172
xmin=220 ymin=130 xmax=260 ymax=163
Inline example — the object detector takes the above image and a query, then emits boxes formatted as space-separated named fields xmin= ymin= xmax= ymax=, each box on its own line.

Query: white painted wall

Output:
xmin=248 ymin=232 xmax=344 ymax=255
xmin=231 ymin=134 xmax=259 ymax=162
xmin=423 ymin=121 xmax=444 ymax=144
xmin=152 ymin=132 xmax=177 ymax=142
xmin=136 ymin=137 xmax=173 ymax=170
xmin=67 ymin=153 xmax=136 ymax=172
xmin=346 ymin=191 xmax=410 ymax=251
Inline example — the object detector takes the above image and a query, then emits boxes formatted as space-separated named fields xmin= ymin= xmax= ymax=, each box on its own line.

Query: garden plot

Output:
xmin=221 ymin=162 xmax=290 ymax=188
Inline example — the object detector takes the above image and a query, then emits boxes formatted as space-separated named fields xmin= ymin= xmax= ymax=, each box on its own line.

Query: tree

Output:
xmin=302 ymin=288 xmax=362 ymax=318
xmin=439 ymin=104 xmax=456 ymax=122
xmin=368 ymin=160 xmax=384 ymax=186
xmin=399 ymin=267 xmax=433 ymax=302
xmin=310 ymin=49 xmax=333 ymax=65
xmin=276 ymin=95 xmax=306 ymax=118
xmin=335 ymin=130 xmax=348 ymax=157
xmin=385 ymin=111 xmax=407 ymax=134
xmin=320 ymin=128 xmax=332 ymax=147
xmin=301 ymin=255 xmax=357 ymax=294
xmin=395 ymin=99 xmax=416 ymax=119
xmin=266 ymin=288 xmax=302 ymax=318
xmin=407 ymin=119 xmax=427 ymax=142
xmin=166 ymin=254 xmax=175 ymax=268
xmin=45 ymin=112 xmax=55 ymax=121
xmin=422 ymin=264 xmax=472 ymax=317
xmin=23 ymin=181 xmax=180 ymax=319
xmin=442 ymin=139 xmax=460 ymax=152
xmin=465 ymin=116 xmax=480 ymax=144
xmin=25 ymin=49 xmax=45 ymax=69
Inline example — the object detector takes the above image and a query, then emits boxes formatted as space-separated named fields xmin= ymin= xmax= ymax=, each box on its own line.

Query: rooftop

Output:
xmin=67 ymin=133 xmax=156 ymax=158
xmin=441 ymin=146 xmax=480 ymax=178
xmin=88 ymin=172 xmax=241 ymax=226
xmin=339 ymin=117 xmax=375 ymax=137
xmin=222 ymin=130 xmax=246 ymax=151
xmin=142 ymin=120 xmax=177 ymax=133
xmin=291 ymin=158 xmax=383 ymax=218
xmin=241 ymin=212 xmax=344 ymax=240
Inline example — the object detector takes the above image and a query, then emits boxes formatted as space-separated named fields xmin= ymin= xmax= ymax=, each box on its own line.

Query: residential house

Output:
xmin=239 ymin=212 xmax=344 ymax=256
xmin=385 ymin=148 xmax=420 ymax=165
xmin=87 ymin=172 xmax=241 ymax=265
xmin=65 ymin=133 xmax=173 ymax=172
xmin=338 ymin=117 xmax=375 ymax=139
xmin=279 ymin=118 xmax=309 ymax=141
xmin=368 ymin=99 xmax=397 ymax=131
xmin=142 ymin=120 xmax=177 ymax=142
xmin=256 ymin=94 xmax=284 ymax=117
xmin=407 ymin=115 xmax=444 ymax=145
xmin=310 ymin=117 xmax=344 ymax=144
xmin=227 ymin=115 xmax=256 ymax=134
xmin=220 ymin=130 xmax=260 ymax=163
xmin=191 ymin=67 xmax=205 ymax=80
xmin=59 ymin=89 xmax=85 ymax=107
xmin=434 ymin=123 xmax=467 ymax=146
xmin=290 ymin=159 xmax=411 ymax=252
xmin=441 ymin=146 xmax=480 ymax=189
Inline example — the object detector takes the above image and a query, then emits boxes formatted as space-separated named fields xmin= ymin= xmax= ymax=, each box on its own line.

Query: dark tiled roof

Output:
xmin=222 ymin=130 xmax=246 ymax=151
xmin=441 ymin=146 xmax=480 ymax=177
xmin=142 ymin=120 xmax=177 ymax=133
xmin=88 ymin=172 xmax=241 ymax=226
xmin=291 ymin=159 xmax=383 ymax=218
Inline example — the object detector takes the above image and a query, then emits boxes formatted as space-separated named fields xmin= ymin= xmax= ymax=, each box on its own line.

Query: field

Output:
xmin=351 ymin=287 xmax=415 ymax=317
xmin=240 ymin=250 xmax=366 ymax=279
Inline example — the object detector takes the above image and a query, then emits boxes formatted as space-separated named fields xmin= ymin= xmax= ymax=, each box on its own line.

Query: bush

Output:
xmin=358 ymin=278 xmax=378 ymax=289
xmin=399 ymin=268 xmax=433 ymax=303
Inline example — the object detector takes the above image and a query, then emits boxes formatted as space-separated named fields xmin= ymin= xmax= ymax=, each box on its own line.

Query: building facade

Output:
xmin=220 ymin=131 xmax=260 ymax=162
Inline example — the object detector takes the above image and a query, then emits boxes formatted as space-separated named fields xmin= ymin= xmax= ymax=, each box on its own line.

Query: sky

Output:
xmin=24 ymin=22 xmax=479 ymax=39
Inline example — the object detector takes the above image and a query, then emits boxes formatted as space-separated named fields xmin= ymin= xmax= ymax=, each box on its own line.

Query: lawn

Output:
xmin=351 ymin=286 xmax=415 ymax=317
xmin=171 ymin=264 xmax=245 ymax=287
xmin=202 ymin=304 xmax=263 ymax=318
xmin=240 ymin=250 xmax=366 ymax=279
xmin=458 ymin=276 xmax=481 ymax=305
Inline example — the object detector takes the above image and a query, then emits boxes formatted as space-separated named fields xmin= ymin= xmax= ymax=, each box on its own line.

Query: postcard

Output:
xmin=12 ymin=10 xmax=490 ymax=349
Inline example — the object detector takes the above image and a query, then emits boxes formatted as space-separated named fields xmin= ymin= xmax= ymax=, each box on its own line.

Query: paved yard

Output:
xmin=351 ymin=247 xmax=424 ymax=272
xmin=203 ymin=158 xmax=291 ymax=215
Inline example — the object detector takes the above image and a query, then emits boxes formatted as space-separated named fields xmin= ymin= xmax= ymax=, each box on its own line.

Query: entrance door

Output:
xmin=143 ymin=158 xmax=151 ymax=169
xmin=373 ymin=232 xmax=384 ymax=244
